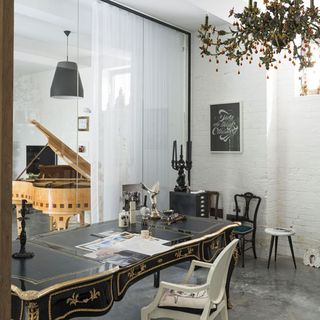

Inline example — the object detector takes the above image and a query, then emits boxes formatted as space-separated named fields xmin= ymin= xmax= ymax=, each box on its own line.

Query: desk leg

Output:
xmin=154 ymin=271 xmax=160 ymax=288
xmin=226 ymin=252 xmax=237 ymax=309
xmin=25 ymin=302 xmax=39 ymax=320
xmin=226 ymin=230 xmax=238 ymax=309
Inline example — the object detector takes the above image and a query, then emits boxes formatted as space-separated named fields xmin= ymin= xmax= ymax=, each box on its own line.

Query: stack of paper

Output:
xmin=77 ymin=231 xmax=170 ymax=266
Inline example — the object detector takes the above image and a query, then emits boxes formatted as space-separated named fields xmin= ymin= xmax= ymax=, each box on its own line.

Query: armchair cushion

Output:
xmin=158 ymin=287 xmax=217 ymax=315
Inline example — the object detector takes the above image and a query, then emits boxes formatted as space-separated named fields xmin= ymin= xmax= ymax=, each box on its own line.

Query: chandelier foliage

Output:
xmin=198 ymin=0 xmax=320 ymax=72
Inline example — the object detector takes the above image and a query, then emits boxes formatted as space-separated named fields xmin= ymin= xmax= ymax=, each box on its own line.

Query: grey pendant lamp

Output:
xmin=50 ymin=30 xmax=84 ymax=99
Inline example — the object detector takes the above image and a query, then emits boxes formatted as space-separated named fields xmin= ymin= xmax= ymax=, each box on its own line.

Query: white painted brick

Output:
xmin=191 ymin=32 xmax=320 ymax=259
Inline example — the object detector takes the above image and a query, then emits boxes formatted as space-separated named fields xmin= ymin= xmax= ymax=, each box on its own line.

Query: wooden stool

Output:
xmin=265 ymin=227 xmax=297 ymax=269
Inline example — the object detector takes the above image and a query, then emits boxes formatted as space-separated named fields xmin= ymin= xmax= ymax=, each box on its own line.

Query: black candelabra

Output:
xmin=12 ymin=199 xmax=34 ymax=259
xmin=171 ymin=140 xmax=192 ymax=192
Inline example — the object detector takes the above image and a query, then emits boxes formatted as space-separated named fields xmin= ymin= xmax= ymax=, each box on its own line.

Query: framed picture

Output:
xmin=78 ymin=116 xmax=89 ymax=131
xmin=210 ymin=102 xmax=242 ymax=153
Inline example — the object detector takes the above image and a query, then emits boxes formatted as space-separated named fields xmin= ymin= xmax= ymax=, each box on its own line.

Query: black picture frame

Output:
xmin=210 ymin=102 xmax=242 ymax=153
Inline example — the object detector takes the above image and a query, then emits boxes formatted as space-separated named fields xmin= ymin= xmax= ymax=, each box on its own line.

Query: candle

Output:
xmin=189 ymin=141 xmax=192 ymax=162
xmin=186 ymin=141 xmax=192 ymax=162
xmin=174 ymin=141 xmax=177 ymax=162
xmin=254 ymin=1 xmax=257 ymax=8
xmin=205 ymin=15 xmax=209 ymax=27
xmin=172 ymin=140 xmax=175 ymax=163
xmin=180 ymin=144 xmax=183 ymax=158
xmin=186 ymin=141 xmax=189 ymax=162
xmin=249 ymin=0 xmax=253 ymax=8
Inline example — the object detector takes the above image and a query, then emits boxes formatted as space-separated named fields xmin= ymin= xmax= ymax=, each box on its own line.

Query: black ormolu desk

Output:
xmin=11 ymin=217 xmax=239 ymax=320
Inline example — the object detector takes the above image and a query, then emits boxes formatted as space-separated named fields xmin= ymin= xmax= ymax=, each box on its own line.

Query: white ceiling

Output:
xmin=14 ymin=0 xmax=246 ymax=76
xmin=115 ymin=0 xmax=223 ymax=31
xmin=116 ymin=0 xmax=246 ymax=31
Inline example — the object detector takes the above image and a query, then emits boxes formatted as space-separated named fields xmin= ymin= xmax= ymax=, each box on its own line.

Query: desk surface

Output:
xmin=11 ymin=217 xmax=239 ymax=320
xmin=12 ymin=217 xmax=231 ymax=293
xmin=12 ymin=219 xmax=188 ymax=292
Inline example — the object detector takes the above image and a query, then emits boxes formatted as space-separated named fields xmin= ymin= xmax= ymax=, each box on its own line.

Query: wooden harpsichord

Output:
xmin=12 ymin=120 xmax=91 ymax=232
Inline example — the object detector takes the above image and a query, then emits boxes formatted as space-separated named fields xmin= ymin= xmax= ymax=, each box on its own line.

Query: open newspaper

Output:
xmin=76 ymin=231 xmax=170 ymax=266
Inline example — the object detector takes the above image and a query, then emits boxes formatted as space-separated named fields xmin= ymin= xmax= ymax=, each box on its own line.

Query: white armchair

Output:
xmin=141 ymin=239 xmax=239 ymax=320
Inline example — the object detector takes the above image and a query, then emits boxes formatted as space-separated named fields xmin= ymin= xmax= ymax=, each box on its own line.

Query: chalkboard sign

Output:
xmin=210 ymin=102 xmax=242 ymax=153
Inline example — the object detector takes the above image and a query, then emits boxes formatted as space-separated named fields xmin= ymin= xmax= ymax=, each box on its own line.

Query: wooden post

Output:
xmin=0 ymin=0 xmax=13 ymax=318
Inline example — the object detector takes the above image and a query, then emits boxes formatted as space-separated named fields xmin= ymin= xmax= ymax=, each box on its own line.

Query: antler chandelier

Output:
xmin=198 ymin=0 xmax=320 ymax=72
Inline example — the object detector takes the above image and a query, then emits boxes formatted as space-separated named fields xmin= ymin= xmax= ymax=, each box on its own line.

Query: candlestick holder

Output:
xmin=171 ymin=140 xmax=192 ymax=192
xmin=12 ymin=200 xmax=34 ymax=259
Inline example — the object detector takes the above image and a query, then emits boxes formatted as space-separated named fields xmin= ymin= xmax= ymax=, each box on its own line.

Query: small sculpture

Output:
xmin=141 ymin=181 xmax=161 ymax=219
xmin=171 ymin=140 xmax=192 ymax=192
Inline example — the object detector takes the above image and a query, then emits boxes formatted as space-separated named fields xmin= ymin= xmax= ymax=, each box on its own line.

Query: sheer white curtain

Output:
xmin=91 ymin=1 xmax=187 ymax=222
xmin=143 ymin=20 xmax=187 ymax=211
xmin=91 ymin=2 xmax=143 ymax=222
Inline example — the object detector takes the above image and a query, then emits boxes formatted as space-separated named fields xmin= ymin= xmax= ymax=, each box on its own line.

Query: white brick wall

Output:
xmin=275 ymin=63 xmax=320 ymax=258
xmin=191 ymin=33 xmax=269 ymax=256
xmin=192 ymin=32 xmax=320 ymax=259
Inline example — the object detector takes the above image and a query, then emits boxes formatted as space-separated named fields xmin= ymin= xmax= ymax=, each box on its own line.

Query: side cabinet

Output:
xmin=169 ymin=191 xmax=208 ymax=217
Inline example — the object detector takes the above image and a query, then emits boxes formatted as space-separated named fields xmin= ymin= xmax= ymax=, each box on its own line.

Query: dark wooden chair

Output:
xmin=227 ymin=192 xmax=261 ymax=267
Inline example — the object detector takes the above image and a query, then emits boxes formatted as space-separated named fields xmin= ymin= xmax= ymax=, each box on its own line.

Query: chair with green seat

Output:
xmin=227 ymin=192 xmax=261 ymax=267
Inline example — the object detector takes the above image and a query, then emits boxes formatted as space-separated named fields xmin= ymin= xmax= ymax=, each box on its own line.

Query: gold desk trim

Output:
xmin=116 ymin=222 xmax=240 ymax=297
xmin=11 ymin=267 xmax=118 ymax=301
xmin=116 ymin=242 xmax=201 ymax=296
xmin=11 ymin=222 xmax=240 ymax=302
xmin=12 ymin=241 xmax=102 ymax=285
xmin=48 ymin=276 xmax=114 ymax=320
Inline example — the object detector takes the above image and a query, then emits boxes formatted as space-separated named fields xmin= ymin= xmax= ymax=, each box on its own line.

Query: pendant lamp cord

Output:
xmin=64 ymin=30 xmax=71 ymax=62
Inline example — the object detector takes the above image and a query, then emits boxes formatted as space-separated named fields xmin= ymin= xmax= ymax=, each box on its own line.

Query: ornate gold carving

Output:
xmin=157 ymin=258 xmax=163 ymax=264
xmin=14 ymin=290 xmax=39 ymax=301
xmin=233 ymin=247 xmax=239 ymax=265
xmin=127 ymin=263 xmax=147 ymax=279
xmin=66 ymin=288 xmax=101 ymax=306
xmin=229 ymin=232 xmax=239 ymax=264
xmin=174 ymin=249 xmax=182 ymax=258
xmin=11 ymin=267 xmax=118 ymax=301
xmin=140 ymin=263 xmax=146 ymax=272
xmin=227 ymin=300 xmax=233 ymax=310
xmin=127 ymin=268 xmax=135 ymax=279
xmin=188 ymin=247 xmax=194 ymax=255
xmin=175 ymin=247 xmax=194 ymax=259
xmin=210 ymin=238 xmax=220 ymax=251
xmin=48 ymin=276 xmax=114 ymax=320
xmin=117 ymin=225 xmax=240 ymax=297
xmin=27 ymin=302 xmax=39 ymax=320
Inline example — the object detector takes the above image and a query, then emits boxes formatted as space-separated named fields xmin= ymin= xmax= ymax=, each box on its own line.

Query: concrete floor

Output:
xmin=13 ymin=209 xmax=320 ymax=320
xmin=81 ymin=257 xmax=320 ymax=320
